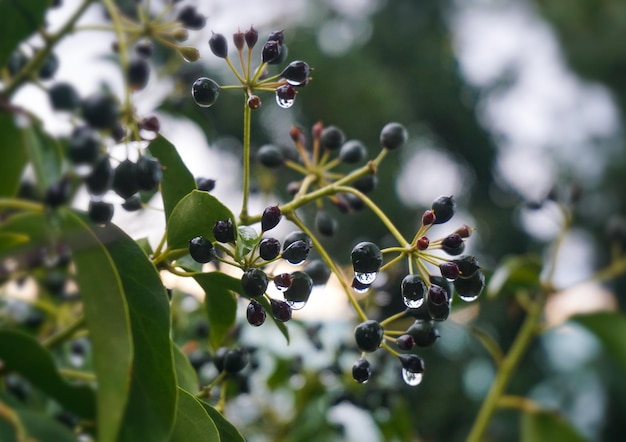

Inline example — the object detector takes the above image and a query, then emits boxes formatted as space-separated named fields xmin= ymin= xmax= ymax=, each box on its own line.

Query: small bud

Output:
xmin=245 ymin=26 xmax=259 ymax=48
xmin=209 ymin=32 xmax=228 ymax=58
xmin=454 ymin=224 xmax=474 ymax=238
xmin=247 ymin=95 xmax=262 ymax=109
xmin=422 ymin=209 xmax=436 ymax=226
xmin=417 ymin=236 xmax=430 ymax=250
xmin=178 ymin=46 xmax=200 ymax=62
xmin=273 ymin=273 xmax=293 ymax=291
xmin=441 ymin=234 xmax=465 ymax=256
xmin=140 ymin=115 xmax=160 ymax=133
xmin=439 ymin=261 xmax=460 ymax=280
xmin=233 ymin=30 xmax=245 ymax=51
xmin=173 ymin=28 xmax=189 ymax=42
xmin=312 ymin=121 xmax=324 ymax=140
xmin=289 ymin=126 xmax=304 ymax=143
xmin=396 ymin=334 xmax=415 ymax=350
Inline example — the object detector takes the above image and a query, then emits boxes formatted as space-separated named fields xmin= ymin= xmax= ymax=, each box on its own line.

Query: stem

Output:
xmin=0 ymin=198 xmax=44 ymax=213
xmin=239 ymin=96 xmax=252 ymax=223
xmin=58 ymin=368 xmax=97 ymax=382
xmin=380 ymin=310 xmax=408 ymax=328
xmin=0 ymin=401 xmax=31 ymax=442
xmin=42 ymin=315 xmax=86 ymax=349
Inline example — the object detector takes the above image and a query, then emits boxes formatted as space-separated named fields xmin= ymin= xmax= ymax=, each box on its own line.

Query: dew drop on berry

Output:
xmin=286 ymin=299 xmax=307 ymax=310
xmin=458 ymin=293 xmax=480 ymax=302
xmin=352 ymin=278 xmax=370 ymax=294
xmin=402 ymin=296 xmax=424 ymax=309
xmin=354 ymin=271 xmax=377 ymax=285
xmin=401 ymin=368 xmax=424 ymax=386
xmin=275 ymin=85 xmax=296 ymax=108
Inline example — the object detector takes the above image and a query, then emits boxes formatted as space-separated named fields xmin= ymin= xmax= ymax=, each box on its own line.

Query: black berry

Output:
xmin=259 ymin=237 xmax=281 ymax=261
xmin=49 ymin=82 xmax=80 ymax=111
xmin=279 ymin=60 xmax=310 ymax=86
xmin=353 ymin=175 xmax=377 ymax=194
xmin=431 ymin=196 xmax=456 ymax=224
xmin=127 ymin=57 xmax=150 ymax=91
xmin=270 ymin=298 xmax=292 ymax=322
xmin=38 ymin=53 xmax=59 ymax=80
xmin=136 ymin=156 xmax=162 ymax=191
xmin=426 ymin=284 xmax=450 ymax=321
xmin=188 ymin=236 xmax=216 ymax=263
xmin=82 ymin=93 xmax=120 ymax=130
xmin=177 ymin=5 xmax=205 ymax=30
xmin=282 ymin=240 xmax=311 ymax=264
xmin=452 ymin=255 xmax=480 ymax=279
xmin=121 ymin=195 xmax=142 ymax=212
xmin=135 ymin=40 xmax=153 ymax=58
xmin=320 ymin=125 xmax=345 ymax=151
xmin=209 ymin=32 xmax=228 ymax=58
xmin=261 ymin=205 xmax=282 ymax=231
xmin=246 ymin=299 xmax=266 ymax=326
xmin=88 ymin=200 xmax=114 ymax=225
xmin=44 ymin=177 xmax=71 ymax=208
xmin=380 ymin=122 xmax=408 ymax=150
xmin=283 ymin=271 xmax=313 ymax=308
xmin=407 ymin=320 xmax=440 ymax=347
xmin=351 ymin=242 xmax=383 ymax=274
xmin=401 ymin=274 xmax=426 ymax=307
xmin=315 ymin=210 xmax=337 ymax=237
xmin=112 ymin=159 xmax=138 ymax=199
xmin=441 ymin=234 xmax=465 ymax=256
xmin=257 ymin=144 xmax=284 ymax=168
xmin=454 ymin=270 xmax=485 ymax=300
xmin=396 ymin=334 xmax=415 ymax=350
xmin=68 ymin=126 xmax=100 ymax=164
xmin=354 ymin=320 xmax=384 ymax=353
xmin=196 ymin=177 xmax=216 ymax=192
xmin=241 ymin=268 xmax=268 ymax=298
xmin=223 ymin=348 xmax=249 ymax=374
xmin=352 ymin=358 xmax=371 ymax=383
xmin=398 ymin=354 xmax=425 ymax=374
xmin=339 ymin=140 xmax=367 ymax=163
xmin=303 ymin=260 xmax=331 ymax=286
xmin=261 ymin=40 xmax=280 ymax=63
xmin=192 ymin=77 xmax=220 ymax=108
xmin=85 ymin=157 xmax=113 ymax=195
xmin=213 ymin=219 xmax=235 ymax=243
xmin=439 ymin=261 xmax=460 ymax=280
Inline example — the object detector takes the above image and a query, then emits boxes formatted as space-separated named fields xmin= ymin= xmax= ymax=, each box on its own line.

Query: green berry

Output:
xmin=380 ymin=122 xmax=408 ymax=150
xmin=188 ymin=236 xmax=216 ymax=263
xmin=241 ymin=268 xmax=268 ymax=298
xmin=354 ymin=319 xmax=384 ymax=352
xmin=192 ymin=77 xmax=220 ymax=108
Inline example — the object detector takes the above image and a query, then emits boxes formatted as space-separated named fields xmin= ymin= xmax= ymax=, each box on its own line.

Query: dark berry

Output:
xmin=38 ymin=52 xmax=59 ymax=80
xmin=431 ymin=196 xmax=456 ymax=224
xmin=85 ymin=157 xmax=113 ymax=195
xmin=68 ymin=126 xmax=100 ymax=164
xmin=353 ymin=175 xmax=377 ymax=194
xmin=244 ymin=26 xmax=258 ymax=48
xmin=303 ymin=260 xmax=331 ymax=286
xmin=188 ymin=236 xmax=216 ymax=263
xmin=380 ymin=122 xmax=408 ymax=150
xmin=452 ymin=255 xmax=480 ymax=279
xmin=213 ymin=219 xmax=235 ymax=243
xmin=275 ymin=84 xmax=296 ymax=108
xmin=88 ymin=200 xmax=114 ymax=225
xmin=127 ymin=57 xmax=150 ymax=91
xmin=422 ymin=210 xmax=436 ymax=226
xmin=135 ymin=40 xmax=153 ymax=58
xmin=282 ymin=240 xmax=311 ymax=264
xmin=223 ymin=348 xmax=249 ymax=374
xmin=354 ymin=320 xmax=384 ymax=352
xmin=267 ymin=30 xmax=285 ymax=44
xmin=398 ymin=354 xmax=425 ymax=374
xmin=247 ymin=95 xmax=261 ymax=109
xmin=279 ymin=60 xmax=310 ymax=86
xmin=233 ymin=30 xmax=245 ymax=50
xmin=273 ymin=273 xmax=292 ymax=291
xmin=49 ymin=82 xmax=80 ymax=111
xmin=7 ymin=50 xmax=28 ymax=76
xmin=213 ymin=347 xmax=228 ymax=372
xmin=351 ymin=242 xmax=383 ymax=274
xmin=396 ymin=334 xmax=415 ymax=350
xmin=140 ymin=115 xmax=160 ymax=132
xmin=177 ymin=5 xmax=205 ymax=30
xmin=241 ymin=268 xmax=268 ymax=298
xmin=283 ymin=271 xmax=313 ymax=308
xmin=270 ymin=298 xmax=292 ymax=322
xmin=257 ymin=144 xmax=284 ymax=167
xmin=401 ymin=274 xmax=426 ymax=307
xmin=82 ymin=93 xmax=120 ymax=130
xmin=259 ymin=237 xmax=281 ymax=261
xmin=344 ymin=193 xmax=365 ymax=211
xmin=192 ymin=77 xmax=220 ymax=108
xmin=261 ymin=40 xmax=280 ymax=63
xmin=339 ymin=140 xmax=367 ymax=163
xmin=136 ymin=156 xmax=162 ymax=191
xmin=261 ymin=205 xmax=282 ymax=231
xmin=426 ymin=284 xmax=450 ymax=321
xmin=246 ymin=299 xmax=266 ymax=326
xmin=352 ymin=358 xmax=371 ymax=383
xmin=454 ymin=270 xmax=485 ymax=301
xmin=454 ymin=224 xmax=474 ymax=238
xmin=441 ymin=234 xmax=465 ymax=256
xmin=194 ymin=321 xmax=210 ymax=339
xmin=315 ymin=210 xmax=337 ymax=237
xmin=351 ymin=278 xmax=370 ymax=293
xmin=439 ymin=261 xmax=460 ymax=280
xmin=417 ymin=236 xmax=429 ymax=250
xmin=121 ymin=195 xmax=142 ymax=211
xmin=44 ymin=177 xmax=71 ymax=208
xmin=407 ymin=320 xmax=439 ymax=347
xmin=320 ymin=125 xmax=345 ymax=151
xmin=196 ymin=177 xmax=216 ymax=192
xmin=209 ymin=32 xmax=228 ymax=58
xmin=112 ymin=159 xmax=138 ymax=199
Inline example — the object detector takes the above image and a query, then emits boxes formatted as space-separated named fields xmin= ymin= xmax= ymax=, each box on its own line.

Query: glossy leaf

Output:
xmin=200 ymin=400 xmax=245 ymax=442
xmin=147 ymin=135 xmax=196 ymax=221
xmin=167 ymin=190 xmax=235 ymax=250
xmin=571 ymin=312 xmax=626 ymax=372
xmin=235 ymin=225 xmax=259 ymax=261
xmin=521 ymin=409 xmax=586 ymax=442
xmin=0 ymin=113 xmax=28 ymax=197
xmin=0 ymin=0 xmax=48 ymax=67
xmin=173 ymin=344 xmax=200 ymax=393
xmin=60 ymin=209 xmax=132 ymax=442
xmin=98 ymin=223 xmax=177 ymax=442
xmin=0 ymin=330 xmax=96 ymax=419
xmin=170 ymin=388 xmax=220 ymax=442
xmin=487 ymin=254 xmax=542 ymax=299
xmin=193 ymin=272 xmax=239 ymax=350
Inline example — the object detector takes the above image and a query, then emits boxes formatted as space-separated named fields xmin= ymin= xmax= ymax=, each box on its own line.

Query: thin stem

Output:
xmin=196 ymin=371 xmax=227 ymax=399
xmin=497 ymin=395 xmax=543 ymax=414
xmin=380 ymin=253 xmax=406 ymax=272
xmin=239 ymin=96 xmax=252 ymax=223
xmin=0 ymin=402 xmax=30 ymax=442
xmin=58 ymin=368 xmax=97 ymax=382
xmin=380 ymin=310 xmax=408 ymax=328
xmin=42 ymin=315 xmax=86 ymax=349
xmin=0 ymin=198 xmax=44 ymax=213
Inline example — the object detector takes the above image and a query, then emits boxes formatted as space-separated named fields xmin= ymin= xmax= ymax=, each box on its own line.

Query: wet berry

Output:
xmin=257 ymin=144 xmax=284 ymax=167
xmin=273 ymin=273 xmax=292 ymax=291
xmin=49 ymin=82 xmax=80 ymax=111
xmin=396 ymin=334 xmax=415 ymax=350
xmin=283 ymin=271 xmax=313 ymax=308
xmin=267 ymin=30 xmax=285 ymax=44
xmin=275 ymin=84 xmax=296 ymax=108
xmin=121 ymin=195 xmax=142 ymax=211
xmin=352 ymin=358 xmax=371 ymax=383
xmin=85 ymin=157 xmax=113 ymax=195
xmin=112 ymin=159 xmax=138 ymax=199
xmin=259 ymin=237 xmax=281 ymax=261
xmin=81 ymin=92 xmax=120 ymax=130
xmin=68 ymin=126 xmax=100 ymax=164
xmin=398 ymin=354 xmax=425 ymax=374
xmin=88 ymin=200 xmax=114 ymax=225
xmin=354 ymin=320 xmax=384 ymax=352
xmin=431 ymin=196 xmax=456 ymax=224
xmin=136 ymin=156 xmax=162 ymax=191
xmin=320 ymin=125 xmax=345 ymax=151
xmin=209 ymin=32 xmax=228 ymax=58
xmin=380 ymin=122 xmax=408 ymax=150
xmin=188 ymin=236 xmax=216 ymax=263
xmin=453 ymin=255 xmax=480 ymax=279
xmin=315 ymin=210 xmax=337 ymax=237
xmin=261 ymin=205 xmax=282 ymax=231
xmin=247 ymin=95 xmax=261 ymax=109
xmin=351 ymin=278 xmax=370 ymax=292
xmin=282 ymin=240 xmax=311 ymax=264
xmin=439 ymin=261 xmax=460 ymax=280
xmin=246 ymin=299 xmax=266 ymax=326
xmin=261 ymin=40 xmax=280 ymax=63
xmin=44 ymin=177 xmax=71 ymax=208
xmin=270 ymin=298 xmax=292 ymax=322
xmin=213 ymin=219 xmax=235 ymax=243
xmin=351 ymin=242 xmax=383 ymax=274
xmin=426 ymin=284 xmax=450 ymax=321
xmin=177 ymin=5 xmax=205 ymax=30
xmin=196 ymin=177 xmax=215 ymax=192
xmin=241 ymin=268 xmax=268 ymax=298
xmin=401 ymin=274 xmax=426 ymax=306
xmin=192 ymin=77 xmax=220 ymax=108
xmin=454 ymin=270 xmax=485 ymax=300
xmin=441 ymin=234 xmax=465 ymax=256
xmin=303 ymin=260 xmax=331 ymax=286
xmin=339 ymin=140 xmax=366 ymax=163
xmin=223 ymin=348 xmax=249 ymax=374
xmin=280 ymin=60 xmax=310 ymax=86
xmin=407 ymin=320 xmax=439 ymax=347
xmin=127 ymin=57 xmax=150 ymax=91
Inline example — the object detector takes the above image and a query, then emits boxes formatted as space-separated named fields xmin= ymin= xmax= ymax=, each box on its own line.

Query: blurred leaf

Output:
xmin=134 ymin=237 xmax=153 ymax=256
xmin=571 ymin=312 xmax=626 ymax=372
xmin=19 ymin=410 xmax=78 ymax=442
xmin=98 ymin=223 xmax=177 ymax=442
xmin=487 ymin=255 xmax=542 ymax=298
xmin=0 ymin=211 xmax=47 ymax=260
xmin=521 ymin=409 xmax=586 ymax=442
xmin=24 ymin=122 xmax=63 ymax=193
xmin=147 ymin=135 xmax=196 ymax=221
xmin=192 ymin=272 xmax=238 ymax=350
xmin=0 ymin=0 xmax=48 ymax=67
xmin=167 ymin=190 xmax=235 ymax=250
xmin=0 ymin=232 xmax=29 ymax=254
xmin=0 ymin=113 xmax=28 ymax=197
xmin=256 ymin=295 xmax=290 ymax=344
xmin=235 ymin=225 xmax=259 ymax=261
xmin=0 ymin=330 xmax=96 ymax=419
xmin=60 ymin=209 xmax=132 ymax=442
xmin=173 ymin=344 xmax=200 ymax=393
xmin=170 ymin=388 xmax=220 ymax=442
xmin=199 ymin=401 xmax=245 ymax=442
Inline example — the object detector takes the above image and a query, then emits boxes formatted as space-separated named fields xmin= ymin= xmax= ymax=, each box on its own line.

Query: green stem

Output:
xmin=380 ymin=310 xmax=408 ymax=328
xmin=0 ymin=198 xmax=44 ymax=213
xmin=58 ymin=368 xmax=97 ymax=382
xmin=42 ymin=315 xmax=86 ymax=349
xmin=239 ymin=96 xmax=252 ymax=223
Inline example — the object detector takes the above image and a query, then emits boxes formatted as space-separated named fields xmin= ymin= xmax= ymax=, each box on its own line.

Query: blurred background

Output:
xmin=13 ymin=0 xmax=626 ymax=440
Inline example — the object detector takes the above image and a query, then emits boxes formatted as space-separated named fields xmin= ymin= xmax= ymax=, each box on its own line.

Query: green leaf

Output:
xmin=0 ymin=0 xmax=48 ymax=68
xmin=96 ymin=223 xmax=177 ymax=442
xmin=147 ymin=135 xmax=196 ymax=221
xmin=0 ymin=212 xmax=47 ymax=260
xmin=0 ymin=113 xmax=28 ymax=197
xmin=173 ymin=344 xmax=200 ymax=393
xmin=256 ymin=296 xmax=290 ymax=344
xmin=0 ymin=330 xmax=96 ymax=419
xmin=487 ymin=254 xmax=542 ymax=299
xmin=521 ymin=409 xmax=586 ymax=442
xmin=24 ymin=122 xmax=64 ymax=193
xmin=60 ymin=209 xmax=132 ymax=442
xmin=170 ymin=388 xmax=220 ymax=442
xmin=167 ymin=190 xmax=236 ymax=250
xmin=199 ymin=401 xmax=245 ymax=442
xmin=19 ymin=410 xmax=78 ymax=442
xmin=192 ymin=272 xmax=239 ymax=350
xmin=0 ymin=232 xmax=29 ymax=254
xmin=235 ymin=225 xmax=259 ymax=261
xmin=571 ymin=312 xmax=626 ymax=372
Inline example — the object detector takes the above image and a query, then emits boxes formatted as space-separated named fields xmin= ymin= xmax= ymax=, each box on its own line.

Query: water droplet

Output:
xmin=401 ymin=368 xmax=423 ymax=386
xmin=353 ymin=285 xmax=369 ymax=294
xmin=287 ymin=258 xmax=305 ymax=265
xmin=275 ymin=84 xmax=296 ymax=108
xmin=355 ymin=271 xmax=378 ymax=285
xmin=69 ymin=354 xmax=84 ymax=367
xmin=402 ymin=296 xmax=424 ymax=309
xmin=286 ymin=300 xmax=307 ymax=310
xmin=458 ymin=294 xmax=479 ymax=302
xmin=276 ymin=94 xmax=295 ymax=108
